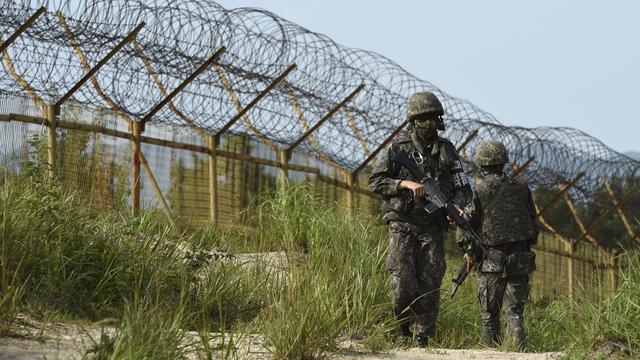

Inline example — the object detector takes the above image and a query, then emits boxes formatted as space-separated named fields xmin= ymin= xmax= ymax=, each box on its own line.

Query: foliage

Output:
xmin=533 ymin=174 xmax=640 ymax=250
xmin=2 ymin=166 xmax=640 ymax=358
xmin=562 ymin=250 xmax=640 ymax=358
xmin=85 ymin=298 xmax=189 ymax=360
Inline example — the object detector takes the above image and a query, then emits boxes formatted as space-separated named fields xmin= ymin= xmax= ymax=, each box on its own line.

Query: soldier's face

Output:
xmin=413 ymin=116 xmax=438 ymax=139
xmin=414 ymin=118 xmax=437 ymax=129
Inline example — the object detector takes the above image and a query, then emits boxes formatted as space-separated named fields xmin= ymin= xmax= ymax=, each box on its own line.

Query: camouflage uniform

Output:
xmin=369 ymin=126 xmax=471 ymax=339
xmin=459 ymin=140 xmax=538 ymax=350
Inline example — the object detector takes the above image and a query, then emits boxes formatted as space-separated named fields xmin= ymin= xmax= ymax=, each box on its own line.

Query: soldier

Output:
xmin=368 ymin=91 xmax=471 ymax=346
xmin=458 ymin=140 xmax=538 ymax=350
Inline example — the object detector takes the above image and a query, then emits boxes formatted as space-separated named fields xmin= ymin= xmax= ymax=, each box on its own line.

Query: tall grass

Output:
xmin=2 ymin=159 xmax=640 ymax=358
xmin=434 ymin=246 xmax=640 ymax=357
xmin=1 ymin=171 xmax=181 ymax=318
xmin=85 ymin=298 xmax=189 ymax=360
xmin=433 ymin=245 xmax=577 ymax=352
xmin=0 ymin=162 xmax=268 ymax=331
xmin=0 ymin=161 xmax=393 ymax=357
xmin=244 ymin=186 xmax=396 ymax=358
xmin=259 ymin=271 xmax=346 ymax=359
xmin=560 ymin=250 xmax=640 ymax=358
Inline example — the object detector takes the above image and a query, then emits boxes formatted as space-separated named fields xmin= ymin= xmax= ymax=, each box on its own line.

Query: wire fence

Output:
xmin=0 ymin=93 xmax=625 ymax=297
xmin=1 ymin=0 xmax=638 ymax=297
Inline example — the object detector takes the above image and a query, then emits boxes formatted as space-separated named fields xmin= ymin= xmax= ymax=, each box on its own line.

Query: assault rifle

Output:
xmin=391 ymin=149 xmax=488 ymax=299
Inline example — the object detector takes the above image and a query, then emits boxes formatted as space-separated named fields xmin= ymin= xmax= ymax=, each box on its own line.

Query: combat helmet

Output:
xmin=406 ymin=92 xmax=445 ymax=130
xmin=475 ymin=140 xmax=509 ymax=167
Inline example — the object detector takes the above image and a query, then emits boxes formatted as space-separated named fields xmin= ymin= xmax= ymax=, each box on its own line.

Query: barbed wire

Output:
xmin=1 ymin=0 xmax=638 ymax=197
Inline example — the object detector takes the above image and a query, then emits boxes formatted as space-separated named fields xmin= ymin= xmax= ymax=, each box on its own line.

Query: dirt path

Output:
xmin=336 ymin=348 xmax=559 ymax=360
xmin=0 ymin=336 xmax=561 ymax=360
xmin=0 ymin=317 xmax=560 ymax=360
xmin=0 ymin=339 xmax=561 ymax=360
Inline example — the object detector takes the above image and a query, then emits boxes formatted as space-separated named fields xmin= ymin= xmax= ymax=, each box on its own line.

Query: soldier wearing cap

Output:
xmin=368 ymin=91 xmax=471 ymax=346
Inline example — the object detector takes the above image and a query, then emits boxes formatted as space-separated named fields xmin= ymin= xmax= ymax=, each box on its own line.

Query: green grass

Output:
xmin=0 ymin=166 xmax=269 ymax=336
xmin=559 ymin=249 xmax=640 ymax=358
xmin=85 ymin=297 xmax=189 ymax=360
xmin=0 ymin=172 xmax=395 ymax=358
xmin=242 ymin=185 xmax=396 ymax=358
xmin=1 ymin=166 xmax=640 ymax=359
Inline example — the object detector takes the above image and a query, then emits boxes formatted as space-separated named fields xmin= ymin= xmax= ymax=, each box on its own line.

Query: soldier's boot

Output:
xmin=415 ymin=335 xmax=428 ymax=348
xmin=398 ymin=323 xmax=412 ymax=338
xmin=513 ymin=328 xmax=526 ymax=351
xmin=394 ymin=307 xmax=412 ymax=338
xmin=506 ymin=318 xmax=526 ymax=351
xmin=413 ymin=316 xmax=436 ymax=348
xmin=481 ymin=323 xmax=501 ymax=346
xmin=505 ymin=299 xmax=526 ymax=351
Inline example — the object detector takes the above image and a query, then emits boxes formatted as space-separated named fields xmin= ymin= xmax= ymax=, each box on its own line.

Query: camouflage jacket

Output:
xmin=460 ymin=173 xmax=539 ymax=248
xmin=367 ymin=130 xmax=471 ymax=226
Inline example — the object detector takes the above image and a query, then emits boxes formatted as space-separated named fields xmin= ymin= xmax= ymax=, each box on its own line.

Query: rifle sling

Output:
xmin=410 ymin=131 xmax=439 ymax=178
xmin=482 ymin=174 xmax=509 ymax=213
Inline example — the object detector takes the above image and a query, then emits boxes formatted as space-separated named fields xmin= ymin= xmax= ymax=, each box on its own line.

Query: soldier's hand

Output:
xmin=447 ymin=203 xmax=465 ymax=228
xmin=400 ymin=180 xmax=425 ymax=198
xmin=464 ymin=252 xmax=475 ymax=273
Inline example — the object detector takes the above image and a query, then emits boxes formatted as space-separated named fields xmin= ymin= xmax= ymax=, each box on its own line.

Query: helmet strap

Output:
xmin=436 ymin=116 xmax=445 ymax=131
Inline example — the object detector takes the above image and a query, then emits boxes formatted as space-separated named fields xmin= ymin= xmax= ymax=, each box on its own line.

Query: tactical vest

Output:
xmin=476 ymin=174 xmax=538 ymax=246
xmin=383 ymin=134 xmax=456 ymax=225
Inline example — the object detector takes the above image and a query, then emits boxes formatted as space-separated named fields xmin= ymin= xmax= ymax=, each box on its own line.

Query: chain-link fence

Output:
xmin=1 ymin=0 xmax=638 ymax=297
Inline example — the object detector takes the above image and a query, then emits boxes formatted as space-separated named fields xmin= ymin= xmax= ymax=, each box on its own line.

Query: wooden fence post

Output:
xmin=567 ymin=241 xmax=575 ymax=301
xmin=215 ymin=64 xmax=296 ymax=146
xmin=131 ymin=121 xmax=142 ymax=217
xmin=609 ymin=254 xmax=618 ymax=292
xmin=278 ymin=148 xmax=289 ymax=191
xmin=536 ymin=172 xmax=586 ymax=217
xmin=603 ymin=178 xmax=639 ymax=243
xmin=353 ymin=120 xmax=408 ymax=178
xmin=456 ymin=129 xmax=479 ymax=153
xmin=140 ymin=47 xmax=225 ymax=131
xmin=208 ymin=134 xmax=219 ymax=225
xmin=346 ymin=172 xmax=355 ymax=216
xmin=46 ymin=104 xmax=58 ymax=179
xmin=137 ymin=149 xmax=176 ymax=227
xmin=0 ymin=7 xmax=46 ymax=53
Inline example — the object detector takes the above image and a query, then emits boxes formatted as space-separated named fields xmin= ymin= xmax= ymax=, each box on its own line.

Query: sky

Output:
xmin=214 ymin=0 xmax=639 ymax=154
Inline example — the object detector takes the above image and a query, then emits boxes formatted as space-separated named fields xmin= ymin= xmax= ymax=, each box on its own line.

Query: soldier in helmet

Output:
xmin=368 ymin=91 xmax=471 ymax=347
xmin=458 ymin=139 xmax=538 ymax=350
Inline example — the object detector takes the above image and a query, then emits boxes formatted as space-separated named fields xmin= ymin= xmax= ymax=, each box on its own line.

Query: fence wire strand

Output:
xmin=1 ymin=0 xmax=638 ymax=297
xmin=0 ymin=0 xmax=637 ymax=199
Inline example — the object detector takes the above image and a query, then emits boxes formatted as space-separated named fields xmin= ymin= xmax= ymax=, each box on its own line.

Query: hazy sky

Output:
xmin=215 ymin=0 xmax=639 ymax=154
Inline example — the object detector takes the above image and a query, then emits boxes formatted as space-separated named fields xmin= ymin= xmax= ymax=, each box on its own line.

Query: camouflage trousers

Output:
xmin=477 ymin=271 xmax=528 ymax=349
xmin=386 ymin=221 xmax=446 ymax=338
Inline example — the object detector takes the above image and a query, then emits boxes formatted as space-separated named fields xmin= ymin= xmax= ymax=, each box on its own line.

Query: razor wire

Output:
xmin=0 ymin=0 xmax=638 ymax=199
